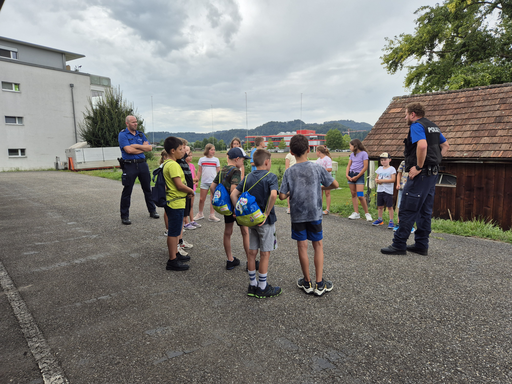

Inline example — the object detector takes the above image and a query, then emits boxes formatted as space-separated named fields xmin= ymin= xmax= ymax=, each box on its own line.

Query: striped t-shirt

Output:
xmin=198 ymin=156 xmax=220 ymax=184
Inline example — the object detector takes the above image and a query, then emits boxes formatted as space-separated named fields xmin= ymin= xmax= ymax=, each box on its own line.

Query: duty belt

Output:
xmin=124 ymin=159 xmax=146 ymax=164
xmin=421 ymin=165 xmax=439 ymax=176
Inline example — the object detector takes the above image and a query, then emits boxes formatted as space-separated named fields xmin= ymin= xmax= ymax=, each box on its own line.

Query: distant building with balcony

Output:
xmin=245 ymin=129 xmax=326 ymax=151
xmin=0 ymin=36 xmax=111 ymax=170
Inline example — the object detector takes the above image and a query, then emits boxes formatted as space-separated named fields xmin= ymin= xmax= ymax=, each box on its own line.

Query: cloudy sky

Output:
xmin=0 ymin=0 xmax=439 ymax=133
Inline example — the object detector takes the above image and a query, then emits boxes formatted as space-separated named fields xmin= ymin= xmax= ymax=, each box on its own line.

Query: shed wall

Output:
xmin=434 ymin=163 xmax=512 ymax=230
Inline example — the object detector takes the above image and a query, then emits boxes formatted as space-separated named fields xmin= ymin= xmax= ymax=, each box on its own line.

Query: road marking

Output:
xmin=0 ymin=260 xmax=69 ymax=384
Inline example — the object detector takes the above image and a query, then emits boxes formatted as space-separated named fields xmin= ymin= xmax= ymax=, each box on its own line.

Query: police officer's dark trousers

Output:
xmin=392 ymin=172 xmax=438 ymax=250
xmin=120 ymin=161 xmax=155 ymax=218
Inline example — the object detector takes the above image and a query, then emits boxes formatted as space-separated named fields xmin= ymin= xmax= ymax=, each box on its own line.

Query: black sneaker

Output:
xmin=245 ymin=260 xmax=260 ymax=272
xmin=314 ymin=279 xmax=333 ymax=296
xmin=247 ymin=284 xmax=258 ymax=297
xmin=176 ymin=252 xmax=190 ymax=262
xmin=149 ymin=211 xmax=160 ymax=219
xmin=166 ymin=258 xmax=189 ymax=271
xmin=121 ymin=217 xmax=131 ymax=225
xmin=255 ymin=284 xmax=282 ymax=299
xmin=226 ymin=257 xmax=240 ymax=270
xmin=297 ymin=277 xmax=314 ymax=294
xmin=406 ymin=244 xmax=428 ymax=256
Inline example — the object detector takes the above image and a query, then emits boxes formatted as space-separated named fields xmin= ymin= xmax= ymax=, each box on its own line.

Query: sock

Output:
xmin=378 ymin=217 xmax=383 ymax=221
xmin=248 ymin=270 xmax=257 ymax=286
xmin=258 ymin=273 xmax=267 ymax=290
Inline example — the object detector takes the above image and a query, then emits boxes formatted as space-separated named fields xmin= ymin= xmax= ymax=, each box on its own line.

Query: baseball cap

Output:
xmin=227 ymin=147 xmax=250 ymax=159
xmin=379 ymin=152 xmax=391 ymax=159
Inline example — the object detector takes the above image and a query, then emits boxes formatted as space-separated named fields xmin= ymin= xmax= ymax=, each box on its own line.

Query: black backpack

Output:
xmin=151 ymin=163 xmax=168 ymax=207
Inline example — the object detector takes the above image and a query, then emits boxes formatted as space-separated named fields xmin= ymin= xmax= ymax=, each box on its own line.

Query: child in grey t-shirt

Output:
xmin=279 ymin=134 xmax=339 ymax=296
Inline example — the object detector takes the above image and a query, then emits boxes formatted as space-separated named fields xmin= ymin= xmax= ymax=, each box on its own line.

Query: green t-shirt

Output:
xmin=163 ymin=159 xmax=187 ymax=209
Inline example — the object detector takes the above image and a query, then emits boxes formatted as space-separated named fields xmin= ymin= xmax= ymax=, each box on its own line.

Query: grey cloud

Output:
xmin=101 ymin=0 xmax=190 ymax=54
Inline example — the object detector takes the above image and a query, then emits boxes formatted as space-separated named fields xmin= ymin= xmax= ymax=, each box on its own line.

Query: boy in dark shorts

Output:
xmin=231 ymin=149 xmax=281 ymax=299
xmin=163 ymin=137 xmax=195 ymax=271
xmin=210 ymin=147 xmax=251 ymax=270
xmin=372 ymin=152 xmax=397 ymax=229
xmin=279 ymin=135 xmax=339 ymax=296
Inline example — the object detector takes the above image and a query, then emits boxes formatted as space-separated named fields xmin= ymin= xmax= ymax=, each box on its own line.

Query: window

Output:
xmin=436 ymin=173 xmax=457 ymax=187
xmin=0 ymin=47 xmax=18 ymax=59
xmin=2 ymin=81 xmax=20 ymax=92
xmin=5 ymin=116 xmax=24 ymax=125
xmin=91 ymin=90 xmax=103 ymax=97
xmin=8 ymin=148 xmax=26 ymax=157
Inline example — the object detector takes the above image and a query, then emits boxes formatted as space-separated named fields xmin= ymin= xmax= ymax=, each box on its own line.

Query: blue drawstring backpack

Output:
xmin=212 ymin=167 xmax=237 ymax=216
xmin=235 ymin=172 xmax=270 ymax=227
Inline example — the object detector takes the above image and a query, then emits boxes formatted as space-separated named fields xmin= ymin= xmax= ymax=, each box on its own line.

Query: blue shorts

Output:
xmin=291 ymin=220 xmax=323 ymax=242
xmin=347 ymin=171 xmax=365 ymax=185
xmin=164 ymin=206 xmax=184 ymax=237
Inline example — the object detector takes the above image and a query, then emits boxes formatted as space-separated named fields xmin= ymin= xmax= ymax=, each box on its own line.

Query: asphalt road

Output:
xmin=1 ymin=171 xmax=511 ymax=383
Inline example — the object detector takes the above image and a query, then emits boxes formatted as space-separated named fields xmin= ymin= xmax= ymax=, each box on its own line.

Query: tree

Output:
xmin=217 ymin=139 xmax=226 ymax=150
xmin=266 ymin=140 xmax=276 ymax=150
xmin=342 ymin=134 xmax=351 ymax=150
xmin=325 ymin=129 xmax=343 ymax=150
xmin=79 ymin=86 xmax=144 ymax=147
xmin=193 ymin=140 xmax=202 ymax=150
xmin=381 ymin=1 xmax=512 ymax=93
xmin=278 ymin=139 xmax=287 ymax=150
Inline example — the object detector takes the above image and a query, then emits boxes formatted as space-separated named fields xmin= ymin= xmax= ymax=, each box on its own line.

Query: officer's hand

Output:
xmin=409 ymin=168 xmax=419 ymax=180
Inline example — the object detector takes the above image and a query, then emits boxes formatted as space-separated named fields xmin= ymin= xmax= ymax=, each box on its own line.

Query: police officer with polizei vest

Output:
xmin=381 ymin=102 xmax=449 ymax=256
xmin=118 ymin=115 xmax=159 ymax=225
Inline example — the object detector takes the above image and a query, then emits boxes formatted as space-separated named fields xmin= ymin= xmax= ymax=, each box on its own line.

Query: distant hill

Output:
xmin=147 ymin=119 xmax=372 ymax=145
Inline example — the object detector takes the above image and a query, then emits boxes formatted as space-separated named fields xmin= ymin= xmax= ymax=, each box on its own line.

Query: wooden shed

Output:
xmin=364 ymin=83 xmax=512 ymax=230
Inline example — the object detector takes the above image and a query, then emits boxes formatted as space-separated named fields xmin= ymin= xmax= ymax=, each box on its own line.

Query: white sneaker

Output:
xmin=348 ymin=212 xmax=360 ymax=220
xmin=177 ymin=246 xmax=188 ymax=256
xmin=365 ymin=213 xmax=373 ymax=222
xmin=193 ymin=213 xmax=205 ymax=221
xmin=180 ymin=240 xmax=193 ymax=249
xmin=208 ymin=215 xmax=221 ymax=222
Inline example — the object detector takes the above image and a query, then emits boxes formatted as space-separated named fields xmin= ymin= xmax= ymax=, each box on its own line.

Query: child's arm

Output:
xmin=172 ymin=177 xmax=194 ymax=197
xmin=381 ymin=173 xmax=396 ymax=184
xmin=209 ymin=182 xmax=218 ymax=201
xmin=265 ymin=190 xmax=278 ymax=215
xmin=279 ymin=191 xmax=289 ymax=200
xmin=196 ymin=165 xmax=202 ymax=183
xmin=258 ymin=190 xmax=278 ymax=227
xmin=346 ymin=159 xmax=353 ymax=181
xmin=322 ymin=180 xmax=339 ymax=190
xmin=396 ymin=172 xmax=402 ymax=190
xmin=230 ymin=189 xmax=241 ymax=214
xmin=355 ymin=159 xmax=369 ymax=181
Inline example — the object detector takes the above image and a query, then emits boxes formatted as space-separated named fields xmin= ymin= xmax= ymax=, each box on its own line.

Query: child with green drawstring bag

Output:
xmin=231 ymin=149 xmax=281 ymax=299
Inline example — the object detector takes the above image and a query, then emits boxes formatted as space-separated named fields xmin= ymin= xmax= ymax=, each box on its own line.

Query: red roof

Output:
xmin=364 ymin=83 xmax=512 ymax=161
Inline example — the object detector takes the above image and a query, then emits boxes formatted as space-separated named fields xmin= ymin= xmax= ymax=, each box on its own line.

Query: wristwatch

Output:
xmin=415 ymin=165 xmax=423 ymax=171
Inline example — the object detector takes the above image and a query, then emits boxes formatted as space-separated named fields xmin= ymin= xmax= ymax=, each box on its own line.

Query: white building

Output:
xmin=0 ymin=36 xmax=111 ymax=171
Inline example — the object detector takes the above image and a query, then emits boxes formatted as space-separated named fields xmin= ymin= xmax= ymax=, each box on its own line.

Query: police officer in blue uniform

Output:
xmin=381 ymin=103 xmax=449 ymax=255
xmin=118 ymin=115 xmax=159 ymax=225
